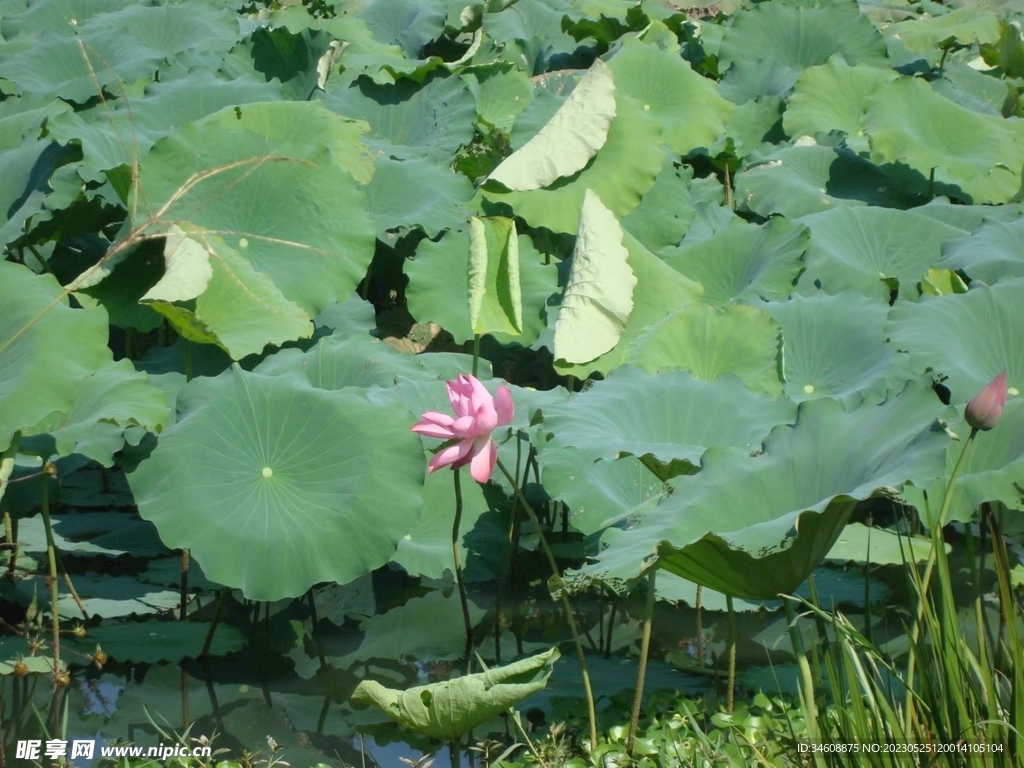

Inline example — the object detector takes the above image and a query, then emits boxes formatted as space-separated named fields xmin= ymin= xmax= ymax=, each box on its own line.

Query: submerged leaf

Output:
xmin=351 ymin=648 xmax=559 ymax=740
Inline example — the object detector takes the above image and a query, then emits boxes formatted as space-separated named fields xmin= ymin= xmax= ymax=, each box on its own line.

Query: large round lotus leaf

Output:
xmin=540 ymin=453 xmax=669 ymax=535
xmin=661 ymin=216 xmax=807 ymax=306
xmin=359 ymin=0 xmax=446 ymax=58
xmin=628 ymin=303 xmax=784 ymax=396
xmin=1 ymin=2 xmax=241 ymax=102
xmin=541 ymin=366 xmax=796 ymax=474
xmin=622 ymin=155 xmax=696 ymax=255
xmin=796 ymin=206 xmax=969 ymax=297
xmin=580 ymin=384 xmax=949 ymax=599
xmin=720 ymin=2 xmax=888 ymax=72
xmin=122 ymin=101 xmax=376 ymax=358
xmin=483 ymin=0 xmax=578 ymax=75
xmin=938 ymin=216 xmax=1024 ymax=284
xmin=0 ymin=262 xmax=120 ymax=453
xmin=254 ymin=333 xmax=474 ymax=389
xmin=25 ymin=359 xmax=169 ymax=466
xmin=902 ymin=400 xmax=1024 ymax=523
xmin=463 ymin=65 xmax=534 ymax=132
xmin=483 ymin=94 xmax=665 ymax=235
xmin=865 ymin=76 xmax=1024 ymax=204
xmin=608 ymin=37 xmax=733 ymax=155
xmin=765 ymin=292 xmax=913 ymax=406
xmin=783 ymin=55 xmax=897 ymax=152
xmin=933 ymin=63 xmax=1010 ymax=118
xmin=406 ymin=228 xmax=558 ymax=345
xmin=365 ymin=155 xmax=474 ymax=238
xmin=885 ymin=6 xmax=1001 ymax=55
xmin=127 ymin=367 xmax=425 ymax=601
xmin=47 ymin=73 xmax=284 ymax=176
xmin=325 ymin=75 xmax=477 ymax=160
xmin=826 ymin=523 xmax=943 ymax=566
xmin=550 ymin=231 xmax=704 ymax=378
xmin=886 ymin=279 xmax=1024 ymax=404
xmin=734 ymin=145 xmax=914 ymax=220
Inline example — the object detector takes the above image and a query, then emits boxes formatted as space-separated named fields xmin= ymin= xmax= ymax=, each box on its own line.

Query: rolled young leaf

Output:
xmin=467 ymin=216 xmax=523 ymax=336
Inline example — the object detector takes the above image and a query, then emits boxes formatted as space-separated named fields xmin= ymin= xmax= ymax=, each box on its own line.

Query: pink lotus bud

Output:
xmin=965 ymin=370 xmax=1007 ymax=431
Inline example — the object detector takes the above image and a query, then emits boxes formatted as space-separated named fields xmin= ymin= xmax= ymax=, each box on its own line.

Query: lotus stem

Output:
xmin=495 ymin=458 xmax=598 ymax=752
xmin=905 ymin=426 xmax=977 ymax=729
xmin=695 ymin=584 xmax=704 ymax=667
xmin=39 ymin=464 xmax=61 ymax=686
xmin=453 ymin=469 xmax=473 ymax=657
xmin=726 ymin=593 xmax=736 ymax=714
xmin=471 ymin=334 xmax=481 ymax=377
xmin=627 ymin=566 xmax=656 ymax=755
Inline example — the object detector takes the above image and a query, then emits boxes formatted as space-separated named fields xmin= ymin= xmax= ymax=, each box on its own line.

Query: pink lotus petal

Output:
xmin=494 ymin=386 xmax=514 ymax=426
xmin=448 ymin=415 xmax=478 ymax=438
xmin=965 ymin=370 xmax=1007 ymax=431
xmin=469 ymin=436 xmax=497 ymax=483
xmin=428 ymin=439 xmax=474 ymax=474
xmin=410 ymin=412 xmax=457 ymax=439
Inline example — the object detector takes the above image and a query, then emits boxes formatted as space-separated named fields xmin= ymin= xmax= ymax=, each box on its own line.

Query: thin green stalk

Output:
xmin=627 ymin=567 xmax=656 ymax=755
xmin=471 ymin=334 xmax=481 ymax=378
xmin=695 ymin=584 xmax=704 ymax=667
xmin=905 ymin=426 xmax=978 ymax=726
xmin=453 ymin=469 xmax=473 ymax=657
xmin=495 ymin=458 xmax=598 ymax=752
xmin=785 ymin=599 xmax=822 ymax=758
xmin=726 ymin=593 xmax=736 ymax=714
xmin=40 ymin=465 xmax=60 ymax=686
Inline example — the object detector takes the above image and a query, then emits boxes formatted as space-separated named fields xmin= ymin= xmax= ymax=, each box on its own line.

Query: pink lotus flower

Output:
xmin=965 ymin=370 xmax=1007 ymax=431
xmin=411 ymin=374 xmax=514 ymax=483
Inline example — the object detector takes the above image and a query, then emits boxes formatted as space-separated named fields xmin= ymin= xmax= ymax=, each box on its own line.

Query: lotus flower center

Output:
xmin=262 ymin=467 xmax=273 ymax=478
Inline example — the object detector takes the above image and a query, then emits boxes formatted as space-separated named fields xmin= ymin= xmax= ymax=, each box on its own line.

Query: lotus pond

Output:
xmin=2 ymin=0 xmax=1024 ymax=765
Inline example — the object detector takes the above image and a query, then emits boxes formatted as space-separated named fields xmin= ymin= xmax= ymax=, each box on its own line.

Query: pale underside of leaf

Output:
xmin=487 ymin=58 xmax=616 ymax=191
xmin=140 ymin=225 xmax=213 ymax=303
xmin=554 ymin=189 xmax=636 ymax=364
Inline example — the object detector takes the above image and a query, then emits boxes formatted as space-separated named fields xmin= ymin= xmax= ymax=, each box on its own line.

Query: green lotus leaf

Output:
xmin=325 ymin=75 xmax=477 ymax=160
xmin=359 ymin=0 xmax=447 ymax=59
xmin=902 ymin=400 xmax=1024 ymax=523
xmin=463 ymin=64 xmax=535 ymax=132
xmin=661 ymin=216 xmax=807 ymax=306
xmin=765 ymin=292 xmax=913 ymax=406
xmin=127 ymin=367 xmax=426 ymax=601
xmin=352 ymin=648 xmax=559 ymax=740
xmin=540 ymin=453 xmax=669 ymax=535
xmin=15 ymin=512 xmax=165 ymax=558
xmin=468 ymin=216 xmax=523 ymax=337
xmin=553 ymin=190 xmax=636 ymax=364
xmin=1 ymin=2 xmax=241 ymax=102
xmin=734 ymin=144 xmax=915 ymax=220
xmin=826 ymin=523 xmax=943 ymax=566
xmin=938 ymin=216 xmax=1024 ymax=284
xmin=718 ymin=1 xmax=887 ymax=102
xmin=621 ymin=155 xmax=695 ymax=255
xmin=67 ymin=621 xmax=245 ymax=664
xmin=865 ymin=76 xmax=1024 ymax=204
xmin=0 ymin=263 xmax=121 ymax=453
xmin=254 ymin=332 xmax=476 ymax=390
xmin=783 ymin=55 xmax=897 ymax=152
xmin=333 ymin=589 xmax=487 ymax=668
xmin=47 ymin=73 xmax=285 ymax=176
xmin=7 ymin=571 xmax=179 ymax=620
xmin=717 ymin=95 xmax=783 ymax=159
xmin=582 ymin=384 xmax=949 ymax=598
xmin=932 ymin=63 xmax=1012 ymax=118
xmin=886 ymin=279 xmax=1024 ymax=405
xmin=488 ymin=59 xmax=615 ymax=192
xmin=25 ymin=359 xmax=169 ymax=466
xmin=885 ymin=6 xmax=1000 ymax=54
xmin=484 ymin=93 xmax=664 ymax=234
xmin=551 ymin=231 xmax=704 ymax=378
xmin=105 ymin=101 xmax=376 ymax=357
xmin=910 ymin=195 xmax=1022 ymax=232
xmin=628 ymin=303 xmax=784 ymax=396
xmin=980 ymin=21 xmax=1024 ymax=79
xmin=797 ymin=206 xmax=969 ymax=297
xmin=541 ymin=365 xmax=796 ymax=481
xmin=484 ymin=0 xmax=578 ymax=75
xmin=365 ymin=155 xmax=474 ymax=238
xmin=406 ymin=227 xmax=557 ymax=345
xmin=608 ymin=37 xmax=733 ymax=155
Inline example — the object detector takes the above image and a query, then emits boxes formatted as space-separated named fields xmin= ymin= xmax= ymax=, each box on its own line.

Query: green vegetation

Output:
xmin=2 ymin=0 xmax=1024 ymax=765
